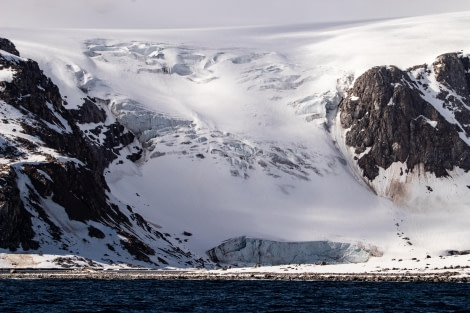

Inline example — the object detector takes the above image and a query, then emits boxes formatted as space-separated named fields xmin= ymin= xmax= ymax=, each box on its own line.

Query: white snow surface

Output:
xmin=0 ymin=67 xmax=15 ymax=83
xmin=1 ymin=12 xmax=470 ymax=269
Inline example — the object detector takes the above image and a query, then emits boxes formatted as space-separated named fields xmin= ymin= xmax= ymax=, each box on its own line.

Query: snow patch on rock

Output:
xmin=0 ymin=67 xmax=15 ymax=83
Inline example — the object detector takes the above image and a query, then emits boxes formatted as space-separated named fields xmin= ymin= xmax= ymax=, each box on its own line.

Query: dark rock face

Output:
xmin=0 ymin=39 xmax=118 ymax=233
xmin=69 ymin=97 xmax=107 ymax=124
xmin=0 ymin=38 xmax=20 ymax=56
xmin=0 ymin=38 xmax=200 ymax=267
xmin=339 ymin=53 xmax=470 ymax=181
xmin=21 ymin=163 xmax=115 ymax=223
xmin=0 ymin=167 xmax=38 ymax=251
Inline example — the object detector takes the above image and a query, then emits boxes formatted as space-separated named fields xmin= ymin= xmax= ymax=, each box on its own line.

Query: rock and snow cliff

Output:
xmin=337 ymin=52 xmax=470 ymax=208
xmin=0 ymin=38 xmax=205 ymax=267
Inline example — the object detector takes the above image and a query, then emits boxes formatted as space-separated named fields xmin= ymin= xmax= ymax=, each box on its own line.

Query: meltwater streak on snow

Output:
xmin=2 ymin=12 xmax=470 ymax=259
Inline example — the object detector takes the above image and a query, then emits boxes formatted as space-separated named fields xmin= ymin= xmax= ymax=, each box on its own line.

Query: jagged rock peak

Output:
xmin=0 ymin=38 xmax=20 ymax=56
xmin=339 ymin=52 xmax=470 ymax=181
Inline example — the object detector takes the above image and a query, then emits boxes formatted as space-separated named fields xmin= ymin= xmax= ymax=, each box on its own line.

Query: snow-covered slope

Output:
xmin=0 ymin=39 xmax=204 ymax=268
xmin=1 ymin=11 xmax=470 ymax=267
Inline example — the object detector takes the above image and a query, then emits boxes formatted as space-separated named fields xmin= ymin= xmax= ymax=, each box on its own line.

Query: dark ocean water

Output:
xmin=0 ymin=279 xmax=469 ymax=312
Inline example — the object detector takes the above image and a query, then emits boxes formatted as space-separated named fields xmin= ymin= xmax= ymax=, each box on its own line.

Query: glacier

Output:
xmin=1 ymin=12 xmax=470 ymax=268
xmin=207 ymin=236 xmax=379 ymax=266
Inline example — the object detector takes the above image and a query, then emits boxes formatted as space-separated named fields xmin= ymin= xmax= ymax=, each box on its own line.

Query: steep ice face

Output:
xmin=108 ymin=97 xmax=191 ymax=143
xmin=206 ymin=236 xmax=378 ymax=266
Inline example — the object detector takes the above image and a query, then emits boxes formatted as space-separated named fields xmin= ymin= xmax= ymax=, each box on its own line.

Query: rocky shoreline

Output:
xmin=0 ymin=270 xmax=468 ymax=282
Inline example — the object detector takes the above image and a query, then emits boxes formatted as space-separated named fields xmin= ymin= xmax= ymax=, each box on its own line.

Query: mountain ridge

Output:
xmin=0 ymin=38 xmax=205 ymax=268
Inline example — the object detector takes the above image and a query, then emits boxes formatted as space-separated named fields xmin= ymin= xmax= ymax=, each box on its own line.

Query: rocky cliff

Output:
xmin=337 ymin=52 xmax=470 ymax=205
xmin=0 ymin=38 xmax=204 ymax=267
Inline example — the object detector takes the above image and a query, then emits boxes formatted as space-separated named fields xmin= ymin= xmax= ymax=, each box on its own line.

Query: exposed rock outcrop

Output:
xmin=0 ymin=167 xmax=38 ymax=251
xmin=0 ymin=38 xmax=20 ymax=56
xmin=339 ymin=53 xmax=470 ymax=181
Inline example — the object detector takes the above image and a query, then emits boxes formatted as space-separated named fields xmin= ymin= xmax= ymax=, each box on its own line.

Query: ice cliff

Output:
xmin=206 ymin=236 xmax=378 ymax=266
